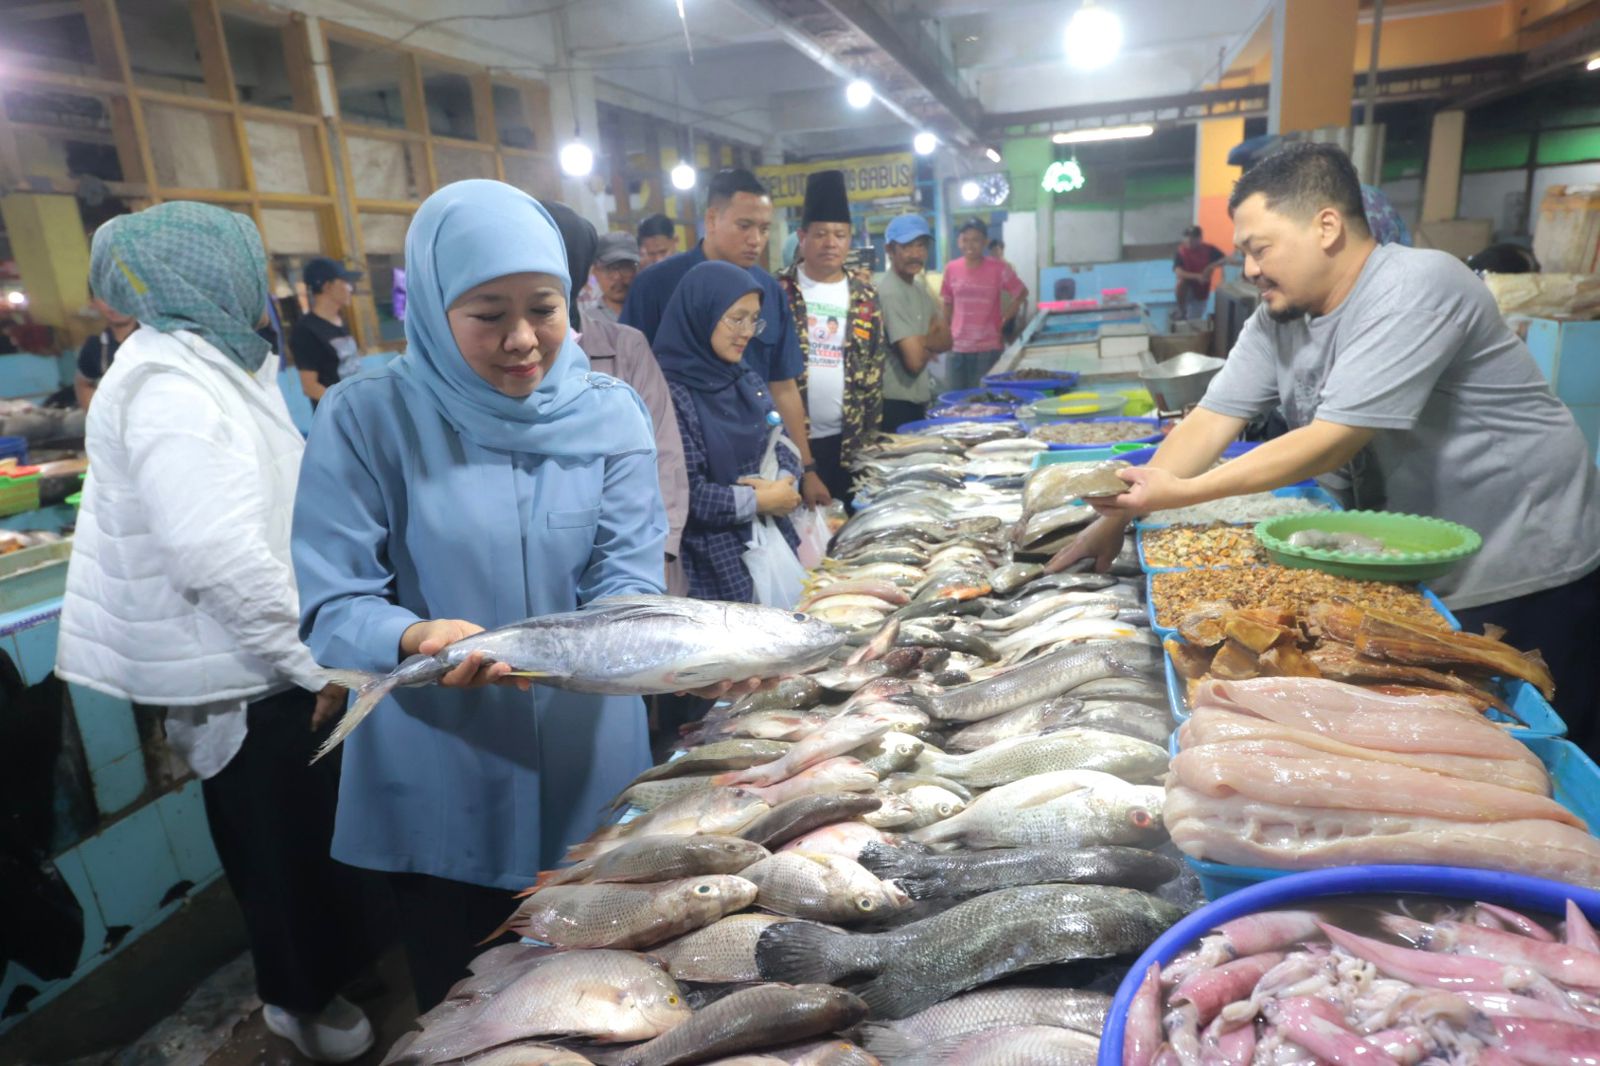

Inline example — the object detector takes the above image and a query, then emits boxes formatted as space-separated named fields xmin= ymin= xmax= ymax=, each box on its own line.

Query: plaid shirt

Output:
xmin=777 ymin=264 xmax=888 ymax=467
xmin=668 ymin=381 xmax=802 ymax=603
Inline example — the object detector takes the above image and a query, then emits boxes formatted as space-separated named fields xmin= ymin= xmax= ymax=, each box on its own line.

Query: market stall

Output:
xmin=367 ymin=409 xmax=1598 ymax=1065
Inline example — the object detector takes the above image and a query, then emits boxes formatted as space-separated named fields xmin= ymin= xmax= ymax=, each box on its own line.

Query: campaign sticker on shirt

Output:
xmin=806 ymin=301 xmax=847 ymax=369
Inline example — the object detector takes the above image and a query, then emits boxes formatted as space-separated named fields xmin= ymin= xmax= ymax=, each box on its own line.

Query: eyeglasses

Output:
xmin=721 ymin=315 xmax=766 ymax=336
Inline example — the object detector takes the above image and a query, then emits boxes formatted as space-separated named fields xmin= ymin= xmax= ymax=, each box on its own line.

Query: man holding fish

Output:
xmin=1053 ymin=143 xmax=1600 ymax=750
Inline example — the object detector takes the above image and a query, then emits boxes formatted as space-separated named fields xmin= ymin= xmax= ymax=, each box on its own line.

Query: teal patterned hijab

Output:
xmin=90 ymin=202 xmax=272 ymax=372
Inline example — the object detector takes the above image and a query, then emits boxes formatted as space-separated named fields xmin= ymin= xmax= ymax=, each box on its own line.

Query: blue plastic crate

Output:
xmin=1042 ymin=416 xmax=1164 ymax=451
xmin=0 ymin=436 xmax=27 ymax=465
xmin=1176 ymin=736 xmax=1600 ymax=901
xmin=983 ymin=370 xmax=1080 ymax=393
xmin=935 ymin=386 xmax=1047 ymax=408
xmin=1029 ymin=446 xmax=1124 ymax=468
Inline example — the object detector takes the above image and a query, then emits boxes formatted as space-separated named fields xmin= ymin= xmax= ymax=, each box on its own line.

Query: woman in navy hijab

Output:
xmin=291 ymin=180 xmax=668 ymax=1011
xmin=655 ymin=260 xmax=803 ymax=602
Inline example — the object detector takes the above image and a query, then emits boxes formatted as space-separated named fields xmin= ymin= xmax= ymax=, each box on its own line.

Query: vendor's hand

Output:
xmin=1085 ymin=465 xmax=1194 ymax=522
xmin=401 ymin=619 xmax=532 ymax=692
xmin=311 ymin=683 xmax=348 ymax=731
xmin=1047 ymin=514 xmax=1131 ymax=573
xmin=677 ymin=677 xmax=768 ymax=699
xmin=741 ymin=475 xmax=803 ymax=517
xmin=801 ymin=470 xmax=833 ymax=508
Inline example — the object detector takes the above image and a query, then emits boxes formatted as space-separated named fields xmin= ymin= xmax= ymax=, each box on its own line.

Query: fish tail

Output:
xmin=312 ymin=669 xmax=400 ymax=762
xmin=476 ymin=903 xmax=524 ymax=946
xmin=755 ymin=919 xmax=877 ymax=985
xmin=855 ymin=843 xmax=939 ymax=901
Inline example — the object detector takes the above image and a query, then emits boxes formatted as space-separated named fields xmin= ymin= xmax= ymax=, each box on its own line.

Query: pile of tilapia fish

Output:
xmin=385 ymin=433 xmax=1194 ymax=1066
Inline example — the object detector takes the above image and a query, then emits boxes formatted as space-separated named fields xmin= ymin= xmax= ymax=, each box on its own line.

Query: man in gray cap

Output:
xmin=876 ymin=213 xmax=951 ymax=430
xmin=584 ymin=231 xmax=642 ymax=325
xmin=777 ymin=169 xmax=888 ymax=508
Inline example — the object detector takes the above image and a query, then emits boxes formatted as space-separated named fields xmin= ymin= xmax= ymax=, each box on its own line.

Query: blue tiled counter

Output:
xmin=1525 ymin=317 xmax=1600 ymax=465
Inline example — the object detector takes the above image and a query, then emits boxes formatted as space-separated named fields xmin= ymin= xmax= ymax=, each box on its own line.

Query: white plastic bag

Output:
xmin=793 ymin=507 xmax=832 ymax=570
xmin=744 ymin=515 xmax=806 ymax=608
xmin=742 ymin=426 xmax=806 ymax=608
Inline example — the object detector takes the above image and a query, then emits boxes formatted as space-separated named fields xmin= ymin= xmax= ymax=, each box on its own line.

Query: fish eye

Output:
xmin=667 ymin=995 xmax=680 ymax=1006
xmin=694 ymin=883 xmax=714 ymax=895
xmin=858 ymin=897 xmax=876 ymax=911
xmin=1131 ymin=808 xmax=1154 ymax=829
xmin=793 ymin=612 xmax=809 ymax=621
xmin=938 ymin=804 xmax=953 ymax=816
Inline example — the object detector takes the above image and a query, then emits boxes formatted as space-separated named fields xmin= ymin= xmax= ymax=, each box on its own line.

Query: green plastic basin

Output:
xmin=1254 ymin=510 xmax=1482 ymax=582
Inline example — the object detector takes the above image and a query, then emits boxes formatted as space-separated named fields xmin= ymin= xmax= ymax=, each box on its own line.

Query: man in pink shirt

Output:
xmin=939 ymin=219 xmax=1028 ymax=390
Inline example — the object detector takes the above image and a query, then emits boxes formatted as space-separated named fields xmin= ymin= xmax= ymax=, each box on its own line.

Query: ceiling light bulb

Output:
xmin=559 ymin=140 xmax=595 ymax=178
xmin=1065 ymin=4 xmax=1123 ymax=70
xmin=1589 ymin=57 xmax=1600 ymax=71
xmin=670 ymin=161 xmax=697 ymax=190
xmin=5 ymin=291 xmax=25 ymax=307
xmin=960 ymin=180 xmax=980 ymax=203
xmin=913 ymin=131 xmax=938 ymax=156
xmin=985 ymin=147 xmax=1003 ymax=164
xmin=846 ymin=79 xmax=874 ymax=109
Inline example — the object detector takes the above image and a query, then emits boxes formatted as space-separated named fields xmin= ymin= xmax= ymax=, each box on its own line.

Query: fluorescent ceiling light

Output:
xmin=1589 ymin=57 xmax=1600 ymax=71
xmin=670 ymin=161 xmax=697 ymax=190
xmin=559 ymin=140 xmax=595 ymax=178
xmin=1052 ymin=124 xmax=1154 ymax=144
xmin=913 ymin=131 xmax=938 ymax=155
xmin=1065 ymin=4 xmax=1123 ymax=70
xmin=984 ymin=146 xmax=1003 ymax=164
xmin=846 ymin=79 xmax=874 ymax=109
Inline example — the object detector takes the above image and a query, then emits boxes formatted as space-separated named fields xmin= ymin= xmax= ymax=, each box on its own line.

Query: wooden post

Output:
xmin=81 ymin=0 xmax=157 ymax=192
xmin=1421 ymin=109 xmax=1465 ymax=224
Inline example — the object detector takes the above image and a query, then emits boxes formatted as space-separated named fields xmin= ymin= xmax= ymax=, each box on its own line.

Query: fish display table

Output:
xmin=381 ymin=430 xmax=1595 ymax=1065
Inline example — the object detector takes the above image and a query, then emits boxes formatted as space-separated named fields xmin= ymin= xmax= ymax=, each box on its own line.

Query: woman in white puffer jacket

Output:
xmin=56 ymin=203 xmax=383 ymax=1064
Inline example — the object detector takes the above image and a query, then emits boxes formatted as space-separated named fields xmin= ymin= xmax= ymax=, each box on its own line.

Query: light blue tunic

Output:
xmin=292 ymin=365 xmax=666 ymax=890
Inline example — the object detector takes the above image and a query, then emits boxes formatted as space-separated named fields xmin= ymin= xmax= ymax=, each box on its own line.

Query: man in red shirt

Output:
xmin=939 ymin=219 xmax=1027 ymax=390
xmin=1173 ymin=225 xmax=1225 ymax=322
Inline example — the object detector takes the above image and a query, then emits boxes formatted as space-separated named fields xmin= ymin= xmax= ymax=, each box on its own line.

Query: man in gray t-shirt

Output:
xmin=876 ymin=214 xmax=952 ymax=431
xmin=1051 ymin=143 xmax=1600 ymax=745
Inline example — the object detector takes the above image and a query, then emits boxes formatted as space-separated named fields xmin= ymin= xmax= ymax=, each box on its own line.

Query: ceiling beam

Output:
xmin=986 ymin=56 xmax=1518 ymax=134
xmin=812 ymin=0 xmax=984 ymax=142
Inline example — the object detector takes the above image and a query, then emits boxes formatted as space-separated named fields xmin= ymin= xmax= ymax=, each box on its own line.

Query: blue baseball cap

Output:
xmin=303 ymin=257 xmax=362 ymax=292
xmin=884 ymin=214 xmax=932 ymax=245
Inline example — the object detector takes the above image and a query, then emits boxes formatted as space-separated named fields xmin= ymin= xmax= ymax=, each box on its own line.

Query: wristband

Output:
xmin=803 ymin=463 xmax=818 ymax=474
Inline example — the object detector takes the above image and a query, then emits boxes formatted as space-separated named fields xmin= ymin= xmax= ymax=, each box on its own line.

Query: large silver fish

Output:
xmin=318 ymin=597 xmax=845 ymax=757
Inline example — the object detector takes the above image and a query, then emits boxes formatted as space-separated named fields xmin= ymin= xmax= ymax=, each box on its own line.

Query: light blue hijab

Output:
xmin=395 ymin=179 xmax=652 ymax=457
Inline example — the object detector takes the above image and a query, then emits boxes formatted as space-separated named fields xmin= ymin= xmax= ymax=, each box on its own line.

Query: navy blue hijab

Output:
xmin=654 ymin=261 xmax=776 ymax=485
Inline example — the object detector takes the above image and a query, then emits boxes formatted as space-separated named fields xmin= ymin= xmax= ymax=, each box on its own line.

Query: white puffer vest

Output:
xmin=57 ymin=329 xmax=320 ymax=704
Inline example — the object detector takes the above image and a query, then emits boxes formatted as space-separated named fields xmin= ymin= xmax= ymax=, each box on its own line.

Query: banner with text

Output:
xmin=755 ymin=153 xmax=916 ymax=208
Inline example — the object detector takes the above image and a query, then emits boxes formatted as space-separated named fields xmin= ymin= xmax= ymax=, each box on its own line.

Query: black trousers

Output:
xmin=388 ymin=872 xmax=519 ymax=1013
xmin=882 ymin=399 xmax=927 ymax=433
xmin=809 ymin=434 xmax=853 ymax=512
xmin=1453 ymin=565 xmax=1600 ymax=756
xmin=200 ymin=688 xmax=390 ymax=1014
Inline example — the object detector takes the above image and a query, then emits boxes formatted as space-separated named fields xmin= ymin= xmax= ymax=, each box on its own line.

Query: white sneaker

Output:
xmin=263 ymin=996 xmax=375 ymax=1063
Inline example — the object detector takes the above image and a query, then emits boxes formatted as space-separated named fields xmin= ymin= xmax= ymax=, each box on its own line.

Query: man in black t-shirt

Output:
xmin=76 ymin=297 xmax=139 ymax=411
xmin=289 ymin=258 xmax=362 ymax=408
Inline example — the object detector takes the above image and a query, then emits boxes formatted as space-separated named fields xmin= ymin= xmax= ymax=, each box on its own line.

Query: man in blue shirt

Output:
xmin=622 ymin=169 xmax=827 ymax=506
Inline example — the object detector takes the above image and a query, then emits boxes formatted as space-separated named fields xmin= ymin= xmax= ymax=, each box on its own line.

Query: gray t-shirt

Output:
xmin=876 ymin=269 xmax=941 ymax=404
xmin=1201 ymin=243 xmax=1600 ymax=609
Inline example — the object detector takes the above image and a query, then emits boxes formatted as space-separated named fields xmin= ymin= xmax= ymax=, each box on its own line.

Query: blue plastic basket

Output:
xmin=0 ymin=436 xmax=27 ymax=466
xmin=935 ymin=386 xmax=1048 ymax=408
xmin=895 ymin=416 xmax=1020 ymax=434
xmin=1038 ymin=416 xmax=1164 ymax=451
xmin=1171 ymin=737 xmax=1600 ymax=903
xmin=983 ymin=370 xmax=1080 ymax=393
xmin=1098 ymin=865 xmax=1600 ymax=1066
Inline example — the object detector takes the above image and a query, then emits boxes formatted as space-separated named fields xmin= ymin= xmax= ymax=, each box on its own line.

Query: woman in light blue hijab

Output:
xmin=291 ymin=180 xmax=667 ymax=1011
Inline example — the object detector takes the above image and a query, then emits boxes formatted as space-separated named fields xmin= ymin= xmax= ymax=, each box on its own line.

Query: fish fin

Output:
xmin=502 ymin=670 xmax=554 ymax=679
xmin=755 ymin=920 xmax=874 ymax=985
xmin=857 ymin=1023 xmax=928 ymax=1063
xmin=312 ymin=669 xmax=399 ymax=763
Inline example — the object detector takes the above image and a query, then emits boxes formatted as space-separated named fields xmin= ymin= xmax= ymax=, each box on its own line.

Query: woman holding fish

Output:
xmin=291 ymin=180 xmax=670 ymax=1011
